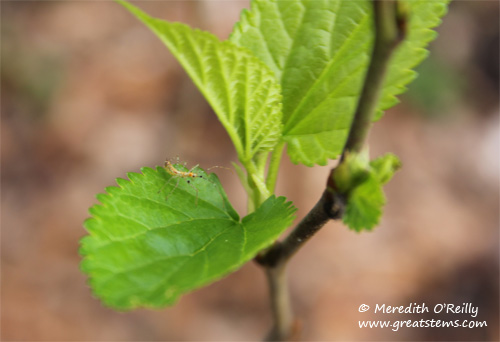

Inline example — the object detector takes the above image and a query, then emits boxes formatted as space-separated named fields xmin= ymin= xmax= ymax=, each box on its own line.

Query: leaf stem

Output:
xmin=257 ymin=1 xmax=407 ymax=340
xmin=266 ymin=141 xmax=285 ymax=193
xmin=255 ymin=151 xmax=269 ymax=174
xmin=243 ymin=159 xmax=270 ymax=210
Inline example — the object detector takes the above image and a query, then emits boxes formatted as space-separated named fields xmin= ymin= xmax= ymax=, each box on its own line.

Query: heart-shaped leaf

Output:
xmin=80 ymin=166 xmax=295 ymax=309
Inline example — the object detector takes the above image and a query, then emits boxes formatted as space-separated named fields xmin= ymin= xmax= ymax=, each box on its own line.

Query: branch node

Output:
xmin=256 ymin=243 xmax=282 ymax=268
xmin=324 ymin=192 xmax=346 ymax=219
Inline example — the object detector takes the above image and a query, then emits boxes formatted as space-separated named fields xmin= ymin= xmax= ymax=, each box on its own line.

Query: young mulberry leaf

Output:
xmin=342 ymin=174 xmax=385 ymax=232
xmin=118 ymin=1 xmax=283 ymax=162
xmin=231 ymin=0 xmax=450 ymax=166
xmin=330 ymin=151 xmax=401 ymax=231
xmin=370 ymin=153 xmax=402 ymax=185
xmin=80 ymin=167 xmax=295 ymax=310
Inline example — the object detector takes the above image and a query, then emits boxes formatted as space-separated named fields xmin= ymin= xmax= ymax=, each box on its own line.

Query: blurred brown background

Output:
xmin=1 ymin=1 xmax=498 ymax=341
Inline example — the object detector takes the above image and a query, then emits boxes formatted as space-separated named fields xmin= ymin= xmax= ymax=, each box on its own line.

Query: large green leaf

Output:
xmin=230 ymin=0 xmax=449 ymax=166
xmin=119 ymin=1 xmax=283 ymax=162
xmin=80 ymin=166 xmax=295 ymax=310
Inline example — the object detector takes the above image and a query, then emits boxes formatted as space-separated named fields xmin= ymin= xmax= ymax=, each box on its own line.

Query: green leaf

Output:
xmin=230 ymin=0 xmax=449 ymax=166
xmin=370 ymin=153 xmax=401 ymax=185
xmin=331 ymin=152 xmax=400 ymax=231
xmin=118 ymin=0 xmax=283 ymax=162
xmin=343 ymin=174 xmax=385 ymax=232
xmin=80 ymin=166 xmax=295 ymax=310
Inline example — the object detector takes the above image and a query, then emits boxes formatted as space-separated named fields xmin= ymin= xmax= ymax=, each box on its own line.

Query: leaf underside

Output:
xmin=119 ymin=1 xmax=283 ymax=162
xmin=80 ymin=166 xmax=295 ymax=310
xmin=230 ymin=0 xmax=450 ymax=166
